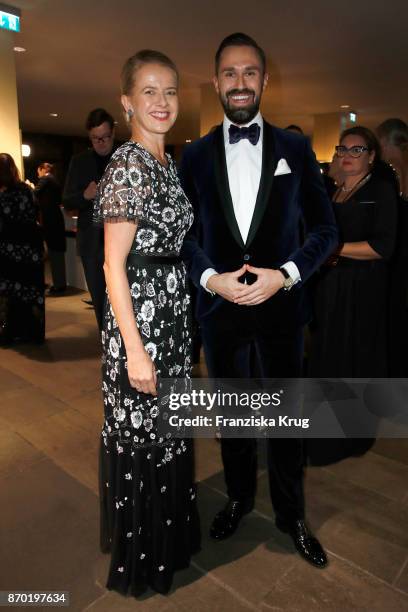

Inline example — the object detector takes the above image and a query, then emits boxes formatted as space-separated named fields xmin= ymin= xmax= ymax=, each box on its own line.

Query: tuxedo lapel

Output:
xmin=245 ymin=123 xmax=277 ymax=248
xmin=213 ymin=125 xmax=245 ymax=249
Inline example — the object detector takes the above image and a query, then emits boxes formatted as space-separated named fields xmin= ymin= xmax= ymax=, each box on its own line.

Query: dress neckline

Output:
xmin=129 ymin=140 xmax=170 ymax=170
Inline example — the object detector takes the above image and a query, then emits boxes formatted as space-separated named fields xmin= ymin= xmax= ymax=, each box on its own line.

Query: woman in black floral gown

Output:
xmin=0 ymin=153 xmax=44 ymax=345
xmin=94 ymin=50 xmax=200 ymax=596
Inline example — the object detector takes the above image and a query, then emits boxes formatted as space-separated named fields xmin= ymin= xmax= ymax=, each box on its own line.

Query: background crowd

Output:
xmin=1 ymin=114 xmax=407 ymax=371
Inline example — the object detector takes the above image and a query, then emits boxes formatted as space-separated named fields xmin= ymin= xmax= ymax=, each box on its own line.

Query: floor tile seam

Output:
xmin=319 ymin=466 xmax=406 ymax=504
xmin=328 ymin=549 xmax=408 ymax=597
xmin=0 ymin=361 xmax=84 ymax=407
xmin=392 ymin=553 xmax=408 ymax=587
xmin=323 ymin=451 xmax=408 ymax=474
xmin=189 ymin=559 xmax=261 ymax=611
xmin=2 ymin=395 xmax=86 ymax=432
xmin=15 ymin=403 xmax=101 ymax=441
xmin=81 ymin=591 xmax=109 ymax=611
xmin=67 ymin=389 xmax=102 ymax=405
xmin=259 ymin=562 xmax=299 ymax=610
xmin=1 ymin=433 xmax=100 ymax=496
xmin=0 ymin=453 xmax=49 ymax=483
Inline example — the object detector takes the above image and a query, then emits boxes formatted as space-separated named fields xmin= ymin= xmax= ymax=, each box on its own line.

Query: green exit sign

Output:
xmin=0 ymin=3 xmax=20 ymax=32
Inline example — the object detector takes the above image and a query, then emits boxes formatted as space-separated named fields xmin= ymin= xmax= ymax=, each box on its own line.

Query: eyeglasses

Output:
xmin=90 ymin=133 xmax=113 ymax=144
xmin=335 ymin=145 xmax=369 ymax=158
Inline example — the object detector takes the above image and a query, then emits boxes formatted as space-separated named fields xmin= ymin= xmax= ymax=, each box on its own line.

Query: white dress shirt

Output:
xmin=200 ymin=113 xmax=300 ymax=291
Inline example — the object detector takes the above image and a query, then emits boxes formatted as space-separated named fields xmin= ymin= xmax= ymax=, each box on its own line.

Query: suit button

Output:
xmin=243 ymin=254 xmax=251 ymax=262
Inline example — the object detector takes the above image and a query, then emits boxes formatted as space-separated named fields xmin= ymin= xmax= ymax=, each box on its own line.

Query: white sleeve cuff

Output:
xmin=200 ymin=268 xmax=217 ymax=293
xmin=281 ymin=261 xmax=301 ymax=284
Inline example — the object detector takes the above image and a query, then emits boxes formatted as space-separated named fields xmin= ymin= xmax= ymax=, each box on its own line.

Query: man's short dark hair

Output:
xmin=285 ymin=124 xmax=304 ymax=135
xmin=38 ymin=162 xmax=54 ymax=173
xmin=215 ymin=32 xmax=266 ymax=74
xmin=85 ymin=108 xmax=114 ymax=131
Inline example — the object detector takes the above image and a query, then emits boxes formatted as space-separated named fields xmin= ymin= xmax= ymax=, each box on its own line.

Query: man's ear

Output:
xmin=262 ymin=72 xmax=269 ymax=92
xmin=213 ymin=75 xmax=220 ymax=95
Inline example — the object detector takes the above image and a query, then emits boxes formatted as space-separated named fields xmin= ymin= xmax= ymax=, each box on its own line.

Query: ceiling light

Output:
xmin=13 ymin=46 xmax=26 ymax=53
xmin=49 ymin=113 xmax=58 ymax=117
xmin=340 ymin=105 xmax=350 ymax=109
xmin=185 ymin=139 xmax=192 ymax=143
xmin=21 ymin=144 xmax=31 ymax=157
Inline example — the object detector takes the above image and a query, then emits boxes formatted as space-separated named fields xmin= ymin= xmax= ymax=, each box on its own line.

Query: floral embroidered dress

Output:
xmin=0 ymin=183 xmax=44 ymax=344
xmin=94 ymin=141 xmax=200 ymax=596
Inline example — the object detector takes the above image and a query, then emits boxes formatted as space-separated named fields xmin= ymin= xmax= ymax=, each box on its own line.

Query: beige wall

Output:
xmin=200 ymin=82 xmax=223 ymax=137
xmin=312 ymin=112 xmax=345 ymax=162
xmin=0 ymin=30 xmax=22 ymax=176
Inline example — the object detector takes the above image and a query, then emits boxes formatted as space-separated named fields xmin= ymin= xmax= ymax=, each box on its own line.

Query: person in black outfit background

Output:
xmin=377 ymin=118 xmax=408 ymax=377
xmin=308 ymin=127 xmax=398 ymax=464
xmin=35 ymin=162 xmax=66 ymax=294
xmin=63 ymin=108 xmax=116 ymax=330
xmin=0 ymin=153 xmax=45 ymax=345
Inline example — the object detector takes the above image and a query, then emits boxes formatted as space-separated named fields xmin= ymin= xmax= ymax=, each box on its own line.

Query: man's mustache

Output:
xmin=226 ymin=89 xmax=255 ymax=99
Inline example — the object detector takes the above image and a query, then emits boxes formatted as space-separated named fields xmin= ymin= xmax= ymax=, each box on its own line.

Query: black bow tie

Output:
xmin=228 ymin=123 xmax=261 ymax=145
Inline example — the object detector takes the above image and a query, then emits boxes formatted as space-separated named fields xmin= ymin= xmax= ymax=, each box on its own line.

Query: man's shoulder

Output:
xmin=69 ymin=148 xmax=95 ymax=166
xmin=187 ymin=127 xmax=220 ymax=151
xmin=264 ymin=121 xmax=308 ymax=149
xmin=182 ymin=127 xmax=220 ymax=167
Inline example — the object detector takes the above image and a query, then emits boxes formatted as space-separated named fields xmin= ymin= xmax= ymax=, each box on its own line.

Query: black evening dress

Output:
xmin=388 ymin=193 xmax=408 ymax=376
xmin=308 ymin=174 xmax=398 ymax=463
xmin=94 ymin=141 xmax=200 ymax=597
xmin=0 ymin=183 xmax=45 ymax=344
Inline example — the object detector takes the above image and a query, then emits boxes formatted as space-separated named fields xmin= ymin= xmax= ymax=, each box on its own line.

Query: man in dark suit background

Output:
xmin=180 ymin=33 xmax=338 ymax=568
xmin=62 ymin=108 xmax=116 ymax=330
xmin=35 ymin=162 xmax=66 ymax=294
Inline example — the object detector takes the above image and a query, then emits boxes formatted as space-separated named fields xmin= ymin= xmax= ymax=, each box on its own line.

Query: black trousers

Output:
xmin=81 ymin=253 xmax=106 ymax=331
xmin=202 ymin=323 xmax=305 ymax=524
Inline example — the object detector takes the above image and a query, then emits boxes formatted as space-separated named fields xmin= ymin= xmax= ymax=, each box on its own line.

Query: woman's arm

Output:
xmin=104 ymin=221 xmax=157 ymax=395
xmin=340 ymin=241 xmax=382 ymax=260
xmin=340 ymin=179 xmax=398 ymax=261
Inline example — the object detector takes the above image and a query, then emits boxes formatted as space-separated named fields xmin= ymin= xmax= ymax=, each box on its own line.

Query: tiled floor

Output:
xmin=0 ymin=288 xmax=407 ymax=611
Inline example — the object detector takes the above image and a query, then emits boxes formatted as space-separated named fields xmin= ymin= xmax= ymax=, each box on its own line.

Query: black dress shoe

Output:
xmin=210 ymin=499 xmax=254 ymax=541
xmin=276 ymin=518 xmax=328 ymax=568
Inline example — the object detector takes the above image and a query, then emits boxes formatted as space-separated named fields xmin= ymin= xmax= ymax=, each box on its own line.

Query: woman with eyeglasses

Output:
xmin=308 ymin=126 xmax=398 ymax=462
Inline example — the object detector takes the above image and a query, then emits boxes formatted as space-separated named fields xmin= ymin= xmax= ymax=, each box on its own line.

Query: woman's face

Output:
xmin=338 ymin=134 xmax=374 ymax=177
xmin=122 ymin=63 xmax=178 ymax=137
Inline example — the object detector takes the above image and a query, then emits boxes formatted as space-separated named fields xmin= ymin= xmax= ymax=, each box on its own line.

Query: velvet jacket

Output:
xmin=179 ymin=121 xmax=338 ymax=333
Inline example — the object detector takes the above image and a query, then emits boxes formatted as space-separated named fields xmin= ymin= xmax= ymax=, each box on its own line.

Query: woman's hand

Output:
xmin=127 ymin=348 xmax=157 ymax=396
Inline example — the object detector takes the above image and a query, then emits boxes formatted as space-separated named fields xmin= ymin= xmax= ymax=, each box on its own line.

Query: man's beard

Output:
xmin=221 ymin=88 xmax=260 ymax=125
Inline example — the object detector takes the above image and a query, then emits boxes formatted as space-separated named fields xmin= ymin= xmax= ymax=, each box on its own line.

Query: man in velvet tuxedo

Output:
xmin=180 ymin=33 xmax=338 ymax=568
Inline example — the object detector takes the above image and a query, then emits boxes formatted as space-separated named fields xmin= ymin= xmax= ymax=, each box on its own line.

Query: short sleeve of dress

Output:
xmin=93 ymin=145 xmax=150 ymax=224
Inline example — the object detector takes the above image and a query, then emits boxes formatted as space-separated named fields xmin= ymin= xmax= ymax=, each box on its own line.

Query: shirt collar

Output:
xmin=223 ymin=112 xmax=263 ymax=146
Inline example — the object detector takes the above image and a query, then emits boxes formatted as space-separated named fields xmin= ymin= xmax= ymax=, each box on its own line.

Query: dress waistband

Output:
xmin=127 ymin=252 xmax=182 ymax=265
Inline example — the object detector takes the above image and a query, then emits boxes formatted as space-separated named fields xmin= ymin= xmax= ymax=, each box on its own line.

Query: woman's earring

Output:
xmin=127 ymin=109 xmax=134 ymax=122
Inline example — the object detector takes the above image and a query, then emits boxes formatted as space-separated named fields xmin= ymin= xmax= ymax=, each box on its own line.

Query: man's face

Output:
xmin=213 ymin=45 xmax=268 ymax=125
xmin=89 ymin=121 xmax=114 ymax=156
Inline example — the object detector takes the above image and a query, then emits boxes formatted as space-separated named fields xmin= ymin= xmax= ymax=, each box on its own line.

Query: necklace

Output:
xmin=341 ymin=173 xmax=371 ymax=193
xmin=334 ymin=173 xmax=372 ymax=204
